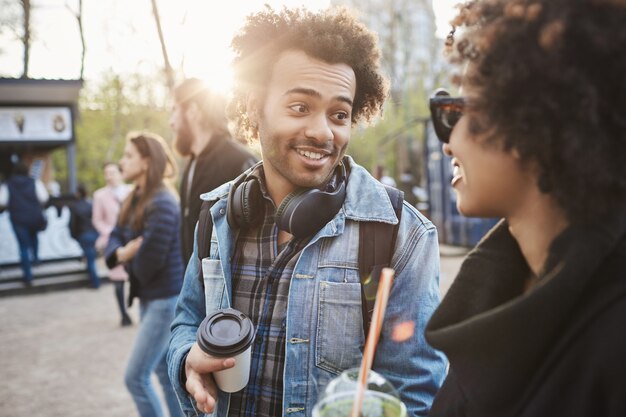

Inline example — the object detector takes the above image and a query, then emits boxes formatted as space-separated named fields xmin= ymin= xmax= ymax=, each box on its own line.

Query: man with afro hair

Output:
xmin=168 ymin=6 xmax=446 ymax=417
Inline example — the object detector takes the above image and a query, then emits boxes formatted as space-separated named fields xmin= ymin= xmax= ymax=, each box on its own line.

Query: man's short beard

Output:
xmin=174 ymin=121 xmax=194 ymax=157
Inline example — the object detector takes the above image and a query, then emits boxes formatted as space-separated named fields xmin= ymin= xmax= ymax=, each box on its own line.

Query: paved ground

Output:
xmin=0 ymin=247 xmax=467 ymax=417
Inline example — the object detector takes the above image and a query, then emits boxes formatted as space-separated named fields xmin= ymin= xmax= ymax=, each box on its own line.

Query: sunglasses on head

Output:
xmin=429 ymin=89 xmax=465 ymax=144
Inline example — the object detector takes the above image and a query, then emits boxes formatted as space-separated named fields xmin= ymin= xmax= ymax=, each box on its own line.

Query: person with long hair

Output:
xmin=105 ymin=132 xmax=184 ymax=417
xmin=425 ymin=0 xmax=626 ymax=415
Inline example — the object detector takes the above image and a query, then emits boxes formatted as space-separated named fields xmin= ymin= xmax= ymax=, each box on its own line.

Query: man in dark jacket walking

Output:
xmin=170 ymin=78 xmax=257 ymax=264
xmin=69 ymin=184 xmax=100 ymax=288
xmin=0 ymin=161 xmax=49 ymax=286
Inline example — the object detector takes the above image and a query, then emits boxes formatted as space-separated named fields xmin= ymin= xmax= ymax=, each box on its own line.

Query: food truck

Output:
xmin=0 ymin=78 xmax=83 ymax=268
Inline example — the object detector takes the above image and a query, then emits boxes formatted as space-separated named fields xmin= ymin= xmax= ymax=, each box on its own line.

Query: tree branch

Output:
xmin=66 ymin=0 xmax=86 ymax=79
xmin=21 ymin=0 xmax=31 ymax=78
xmin=150 ymin=0 xmax=175 ymax=93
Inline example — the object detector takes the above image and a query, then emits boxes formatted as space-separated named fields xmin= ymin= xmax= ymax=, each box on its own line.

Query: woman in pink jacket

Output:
xmin=93 ymin=162 xmax=133 ymax=326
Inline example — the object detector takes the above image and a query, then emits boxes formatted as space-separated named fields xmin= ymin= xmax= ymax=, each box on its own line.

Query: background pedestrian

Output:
xmin=105 ymin=132 xmax=184 ymax=417
xmin=69 ymin=183 xmax=100 ymax=289
xmin=93 ymin=162 xmax=133 ymax=325
xmin=0 ymin=160 xmax=49 ymax=286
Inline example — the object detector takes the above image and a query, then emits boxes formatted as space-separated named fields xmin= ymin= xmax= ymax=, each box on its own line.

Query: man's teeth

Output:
xmin=298 ymin=149 xmax=325 ymax=160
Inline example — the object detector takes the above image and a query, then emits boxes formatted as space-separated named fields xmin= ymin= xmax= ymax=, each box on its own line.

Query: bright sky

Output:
xmin=0 ymin=0 xmax=461 ymax=92
xmin=433 ymin=0 xmax=462 ymax=38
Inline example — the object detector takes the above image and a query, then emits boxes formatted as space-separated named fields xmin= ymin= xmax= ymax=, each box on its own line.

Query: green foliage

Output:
xmin=52 ymin=71 xmax=174 ymax=194
xmin=50 ymin=72 xmax=436 ymax=197
xmin=348 ymin=84 xmax=431 ymax=185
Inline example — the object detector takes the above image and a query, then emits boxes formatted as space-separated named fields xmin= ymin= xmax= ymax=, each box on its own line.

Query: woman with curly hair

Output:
xmin=425 ymin=0 xmax=626 ymax=416
xmin=106 ymin=132 xmax=184 ymax=417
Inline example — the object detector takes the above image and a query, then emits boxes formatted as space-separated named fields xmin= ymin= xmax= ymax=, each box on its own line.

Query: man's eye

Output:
xmin=290 ymin=104 xmax=308 ymax=113
xmin=334 ymin=112 xmax=349 ymax=120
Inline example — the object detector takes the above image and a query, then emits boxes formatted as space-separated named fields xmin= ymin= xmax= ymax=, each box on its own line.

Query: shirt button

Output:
xmin=219 ymin=208 xmax=225 ymax=215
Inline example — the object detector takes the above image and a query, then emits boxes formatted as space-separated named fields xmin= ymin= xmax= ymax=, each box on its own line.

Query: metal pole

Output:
xmin=66 ymin=142 xmax=77 ymax=194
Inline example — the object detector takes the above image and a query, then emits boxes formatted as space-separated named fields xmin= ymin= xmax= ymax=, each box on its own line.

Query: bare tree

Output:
xmin=150 ymin=0 xmax=175 ymax=93
xmin=66 ymin=0 xmax=86 ymax=79
xmin=20 ymin=0 xmax=31 ymax=78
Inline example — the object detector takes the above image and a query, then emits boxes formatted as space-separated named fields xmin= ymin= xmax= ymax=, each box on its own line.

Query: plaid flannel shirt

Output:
xmin=228 ymin=171 xmax=308 ymax=417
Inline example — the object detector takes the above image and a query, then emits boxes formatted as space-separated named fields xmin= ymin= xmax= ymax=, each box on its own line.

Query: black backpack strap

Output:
xmin=359 ymin=185 xmax=403 ymax=336
xmin=196 ymin=199 xmax=215 ymax=284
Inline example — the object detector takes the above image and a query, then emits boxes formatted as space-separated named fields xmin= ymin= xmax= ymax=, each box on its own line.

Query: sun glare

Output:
xmin=0 ymin=0 xmax=330 ymax=88
xmin=169 ymin=0 xmax=330 ymax=94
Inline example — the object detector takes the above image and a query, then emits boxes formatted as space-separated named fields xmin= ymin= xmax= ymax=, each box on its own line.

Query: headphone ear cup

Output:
xmin=275 ymin=189 xmax=308 ymax=233
xmin=227 ymin=181 xmax=242 ymax=228
xmin=227 ymin=178 xmax=264 ymax=229
xmin=275 ymin=169 xmax=347 ymax=238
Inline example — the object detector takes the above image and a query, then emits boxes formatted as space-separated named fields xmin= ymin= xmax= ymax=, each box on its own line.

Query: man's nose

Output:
xmin=304 ymin=113 xmax=333 ymax=143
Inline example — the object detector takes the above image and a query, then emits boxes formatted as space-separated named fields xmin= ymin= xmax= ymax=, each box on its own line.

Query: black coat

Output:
xmin=105 ymin=189 xmax=184 ymax=306
xmin=69 ymin=199 xmax=96 ymax=240
xmin=179 ymin=133 xmax=257 ymax=264
xmin=425 ymin=216 xmax=626 ymax=417
xmin=5 ymin=175 xmax=46 ymax=230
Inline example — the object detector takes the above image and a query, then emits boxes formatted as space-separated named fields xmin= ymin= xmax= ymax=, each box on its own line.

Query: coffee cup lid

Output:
xmin=197 ymin=308 xmax=255 ymax=357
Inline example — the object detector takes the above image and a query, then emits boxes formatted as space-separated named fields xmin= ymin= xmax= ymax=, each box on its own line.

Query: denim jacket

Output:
xmin=168 ymin=156 xmax=447 ymax=417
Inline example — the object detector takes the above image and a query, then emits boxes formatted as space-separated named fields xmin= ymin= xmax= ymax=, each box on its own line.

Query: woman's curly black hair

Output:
xmin=447 ymin=0 xmax=626 ymax=224
xmin=227 ymin=6 xmax=389 ymax=143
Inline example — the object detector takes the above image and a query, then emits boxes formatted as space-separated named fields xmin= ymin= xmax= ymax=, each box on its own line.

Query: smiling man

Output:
xmin=167 ymin=7 xmax=446 ymax=417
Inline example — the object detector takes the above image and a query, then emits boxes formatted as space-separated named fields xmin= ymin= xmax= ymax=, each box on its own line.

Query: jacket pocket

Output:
xmin=315 ymin=280 xmax=364 ymax=375
xmin=202 ymin=258 xmax=227 ymax=314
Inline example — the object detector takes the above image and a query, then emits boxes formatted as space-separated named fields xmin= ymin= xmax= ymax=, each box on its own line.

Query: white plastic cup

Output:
xmin=196 ymin=308 xmax=255 ymax=393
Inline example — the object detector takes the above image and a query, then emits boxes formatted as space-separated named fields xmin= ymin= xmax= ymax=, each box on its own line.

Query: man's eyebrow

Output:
xmin=284 ymin=87 xmax=353 ymax=107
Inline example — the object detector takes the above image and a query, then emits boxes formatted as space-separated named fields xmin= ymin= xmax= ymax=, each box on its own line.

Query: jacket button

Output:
xmin=219 ymin=209 xmax=225 ymax=215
